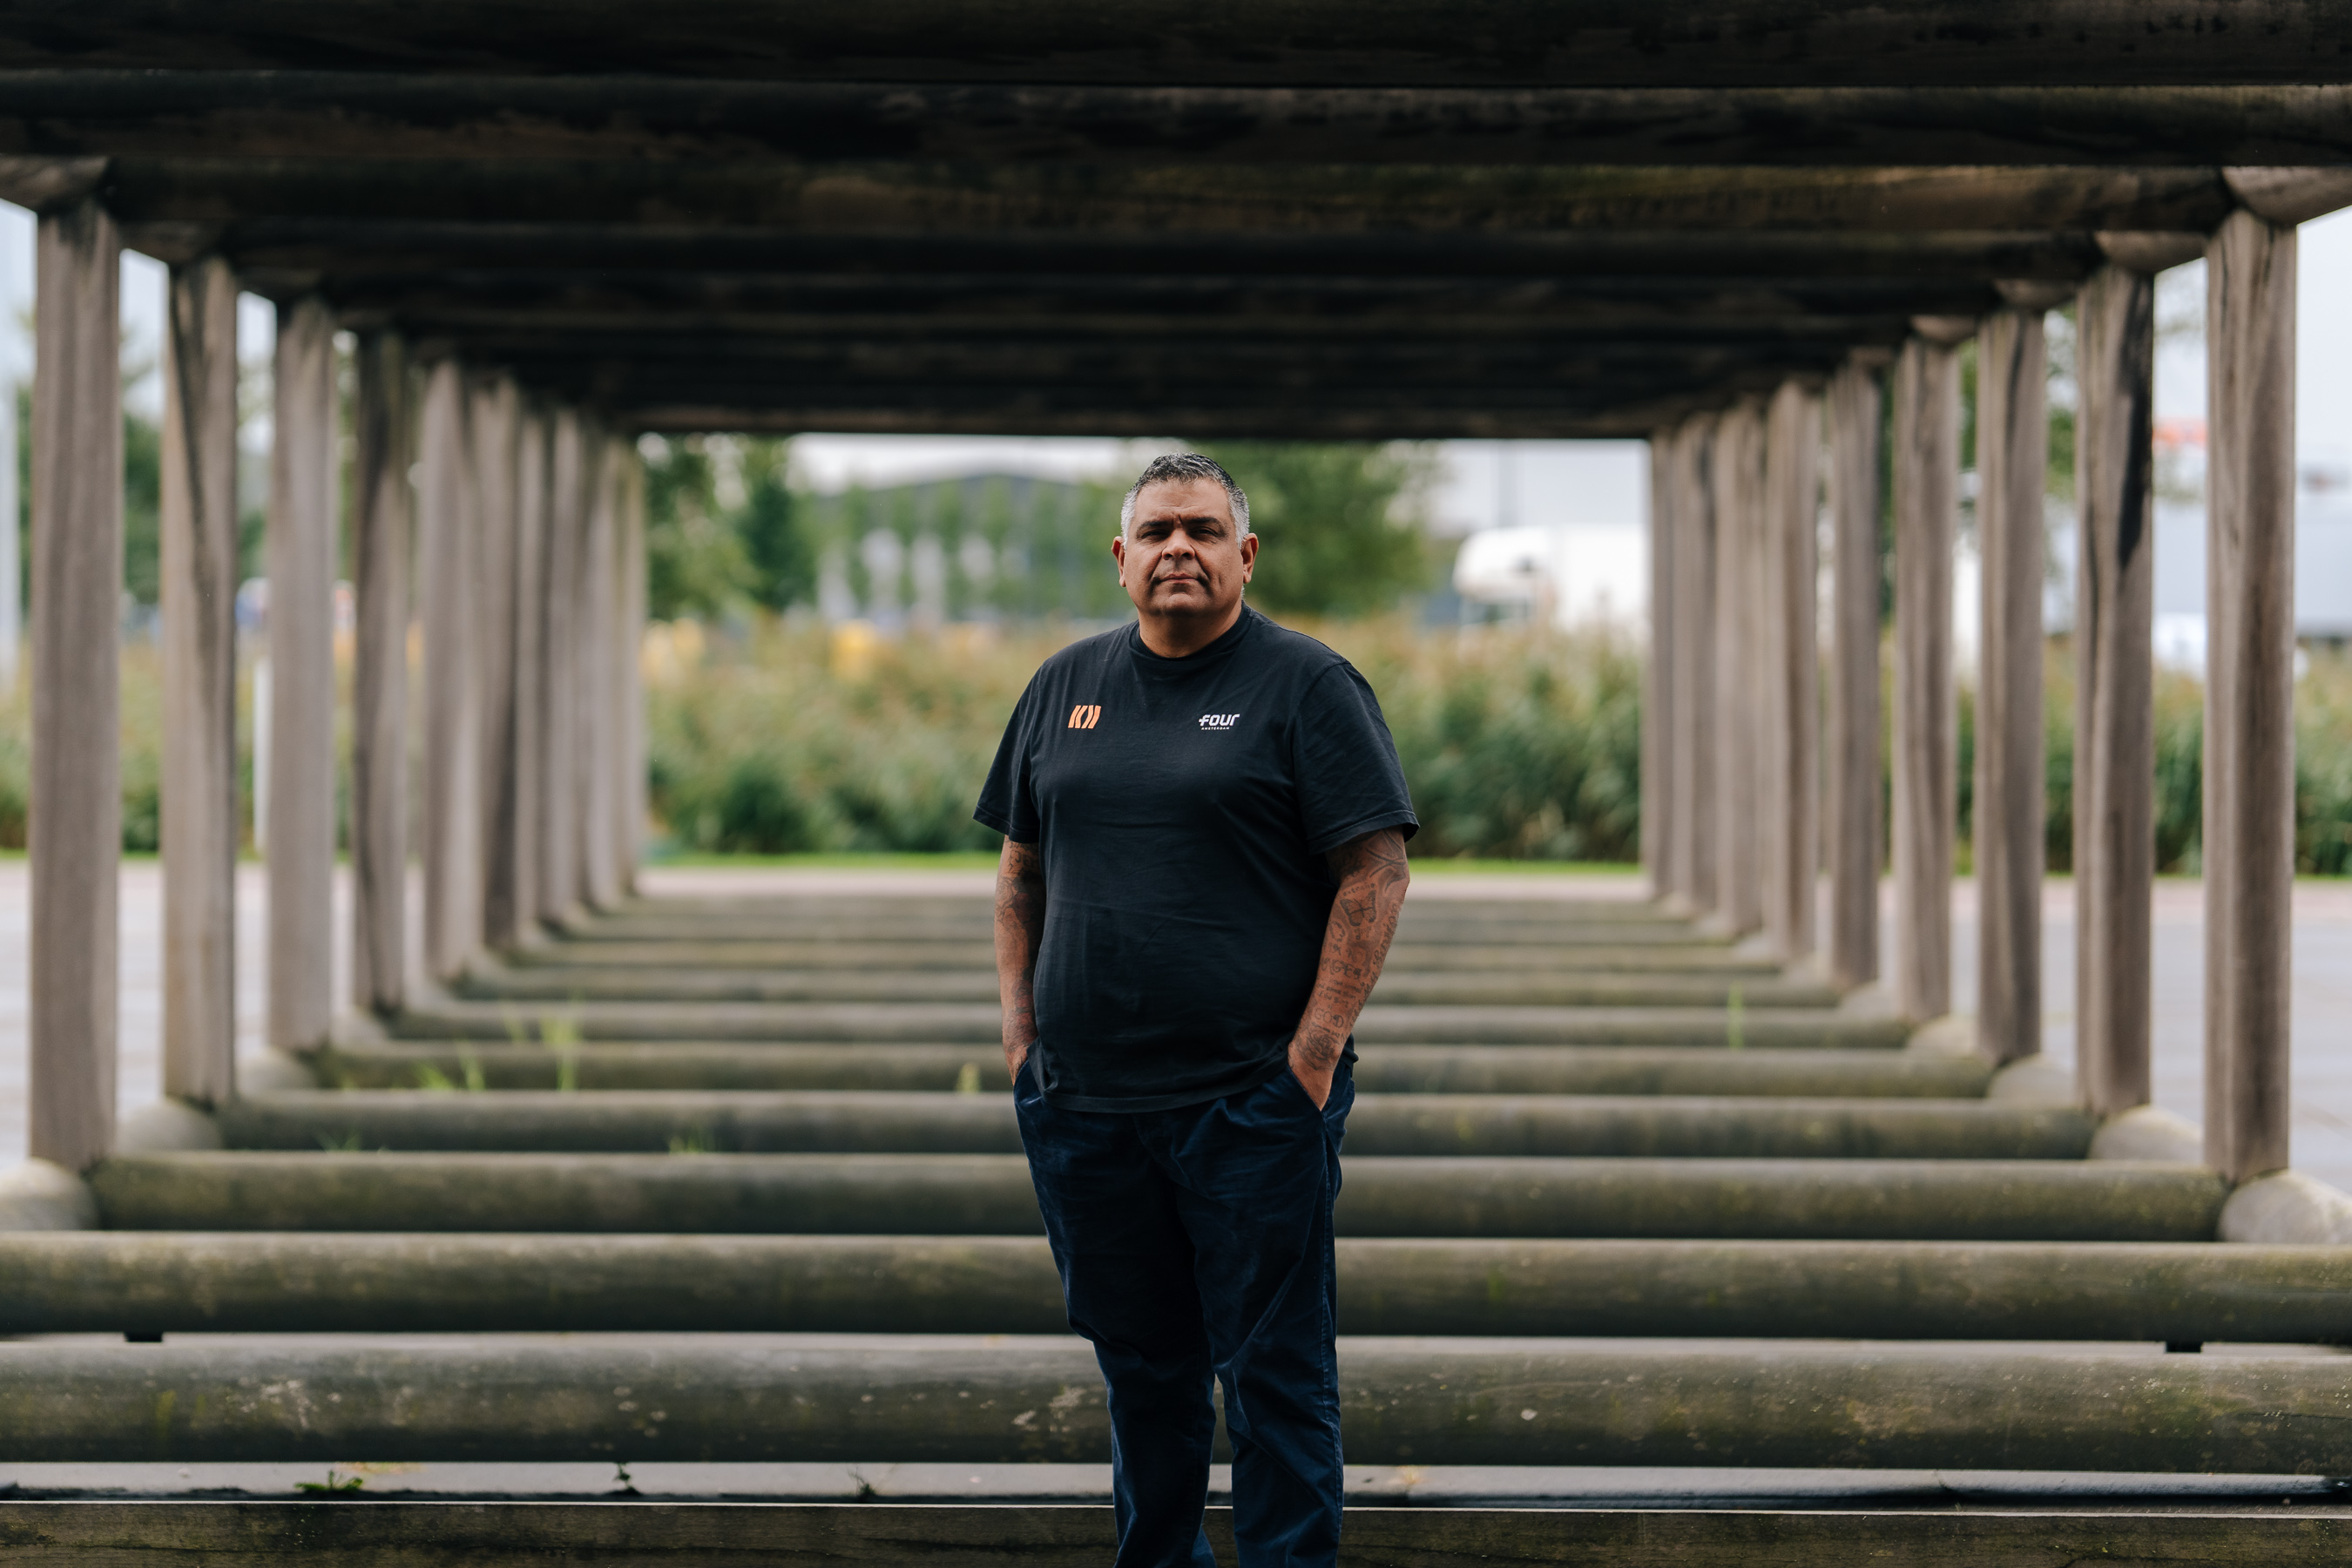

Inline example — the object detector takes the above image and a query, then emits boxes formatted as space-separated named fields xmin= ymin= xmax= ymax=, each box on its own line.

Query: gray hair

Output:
xmin=1119 ymin=452 xmax=1251 ymax=540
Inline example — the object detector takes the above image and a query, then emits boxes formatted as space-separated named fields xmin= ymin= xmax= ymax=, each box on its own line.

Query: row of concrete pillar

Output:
xmin=1641 ymin=211 xmax=2297 ymax=1185
xmin=25 ymin=198 xmax=648 ymax=1173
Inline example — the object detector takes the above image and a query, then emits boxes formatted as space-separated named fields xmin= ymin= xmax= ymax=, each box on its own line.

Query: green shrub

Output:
xmin=645 ymin=615 xmax=1644 ymax=861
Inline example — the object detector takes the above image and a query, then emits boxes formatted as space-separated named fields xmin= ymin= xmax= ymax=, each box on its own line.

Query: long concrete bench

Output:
xmin=86 ymin=1153 xmax=2229 ymax=1240
xmin=387 ymin=1000 xmax=1911 ymax=1048
xmin=551 ymin=909 xmax=1705 ymax=948
xmin=208 ymin=1091 xmax=2092 ymax=1159
xmin=3 ymin=1335 xmax=2348 ymax=1471
xmin=451 ymin=966 xmax=1845 ymax=1010
xmin=505 ymin=938 xmax=1786 ymax=974
xmin=1 ymin=1499 xmax=2340 ymax=1566
xmin=4 ymin=1234 xmax=2344 ymax=1341
xmin=307 ymin=1041 xmax=1995 ymax=1097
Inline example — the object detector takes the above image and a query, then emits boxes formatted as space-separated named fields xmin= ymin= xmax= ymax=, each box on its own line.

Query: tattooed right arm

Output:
xmin=993 ymin=837 xmax=1048 ymax=1081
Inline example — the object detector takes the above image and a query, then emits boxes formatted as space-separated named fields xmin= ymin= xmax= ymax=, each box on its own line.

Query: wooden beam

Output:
xmin=1712 ymin=400 xmax=1766 ymax=938
xmin=28 ymin=198 xmax=121 ymax=1171
xmin=348 ymin=332 xmax=410 ymax=1017
xmin=2203 ymin=208 xmax=2298 ymax=1183
xmin=265 ymin=294 xmax=338 ymax=1053
xmin=535 ymin=409 xmax=585 ymax=927
xmin=158 ymin=254 xmax=239 ymax=1107
xmin=1761 ymin=380 xmax=1821 ymax=964
xmin=1891 ymin=334 xmax=1962 ymax=1022
xmin=1825 ymin=355 xmax=1885 ymax=990
xmin=214 ymin=225 xmax=2110 ymax=285
xmin=469 ymin=374 xmax=524 ymax=950
xmin=458 ymin=327 xmax=1890 ymax=368
xmin=1972 ymin=307 xmax=2048 ymax=1065
xmin=0 ymin=5 xmax=2344 ymax=88
xmin=1666 ymin=417 xmax=1718 ymax=915
xmin=417 ymin=358 xmax=483 ymax=983
xmin=618 ymin=402 xmax=1708 ymax=442
xmin=91 ymin=158 xmax=2237 ymax=236
xmin=1643 ymin=432 xmax=1674 ymax=900
xmin=17 ymin=78 xmax=2352 ymax=168
xmin=2073 ymin=264 xmax=2157 ymax=1118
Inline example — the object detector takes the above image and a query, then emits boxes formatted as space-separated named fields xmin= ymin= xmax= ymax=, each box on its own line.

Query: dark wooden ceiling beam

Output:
xmin=203 ymin=225 xmax=2113 ymax=291
xmin=0 ymin=3 xmax=2342 ymax=88
xmin=429 ymin=332 xmax=1862 ymax=377
xmin=64 ymin=158 xmax=2234 ymax=238
xmin=624 ymin=404 xmax=1696 ymax=439
xmin=7 ymin=76 xmax=2352 ymax=166
xmin=324 ymin=273 xmax=2001 ymax=339
xmin=320 ymin=270 xmax=2001 ymax=317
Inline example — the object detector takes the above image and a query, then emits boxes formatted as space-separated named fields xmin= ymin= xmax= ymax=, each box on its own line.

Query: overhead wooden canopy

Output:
xmin=3 ymin=2 xmax=2348 ymax=436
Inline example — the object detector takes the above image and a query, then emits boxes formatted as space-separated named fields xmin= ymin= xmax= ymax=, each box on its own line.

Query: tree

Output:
xmin=1195 ymin=443 xmax=1435 ymax=618
xmin=736 ymin=439 xmax=814 ymax=612
xmin=641 ymin=434 xmax=813 ymax=620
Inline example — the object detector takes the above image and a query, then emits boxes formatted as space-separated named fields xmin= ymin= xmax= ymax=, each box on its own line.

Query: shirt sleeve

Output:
xmin=974 ymin=675 xmax=1043 ymax=843
xmin=1293 ymin=661 xmax=1419 ymax=855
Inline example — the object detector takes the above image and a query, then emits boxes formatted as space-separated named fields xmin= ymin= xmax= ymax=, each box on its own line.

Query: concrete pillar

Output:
xmin=1643 ymin=431 xmax=1675 ymax=901
xmin=578 ymin=429 xmax=621 ymax=910
xmin=417 ymin=359 xmax=482 ymax=982
xmin=265 ymin=296 xmax=338 ymax=1053
xmin=2204 ymin=208 xmax=2298 ymax=1182
xmin=1711 ymin=400 xmax=1765 ymax=937
xmin=349 ymin=333 xmax=410 ymax=1016
xmin=158 ymin=256 xmax=240 ymax=1105
xmin=505 ymin=402 xmax=549 ymax=937
xmin=470 ymin=375 xmax=524 ymax=950
xmin=0 ymin=362 xmax=17 ymax=689
xmin=2074 ymin=265 xmax=2159 ymax=1117
xmin=1972 ymin=308 xmax=2049 ymax=1065
xmin=1891 ymin=331 xmax=1964 ymax=1021
xmin=1825 ymin=355 xmax=1885 ymax=990
xmin=1667 ymin=416 xmax=1718 ymax=913
xmin=536 ymin=408 xmax=584 ymax=925
xmin=1761 ymin=381 xmax=1821 ymax=964
xmin=614 ymin=444 xmax=648 ymax=893
xmin=29 ymin=198 xmax=122 ymax=1170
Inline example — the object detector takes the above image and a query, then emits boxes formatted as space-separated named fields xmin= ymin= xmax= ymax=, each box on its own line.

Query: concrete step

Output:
xmin=0 ymin=1335 xmax=2344 ymax=1471
xmin=587 ymin=893 xmax=1685 ymax=926
xmin=89 ymin=1153 xmax=2227 ymax=1240
xmin=452 ymin=967 xmax=1841 ymax=1009
xmin=1 ymin=1497 xmax=2342 ymax=1565
xmin=5 ymin=1233 xmax=2342 ymax=1341
xmin=388 ymin=1000 xmax=1910 ymax=1048
xmin=558 ymin=904 xmax=1704 ymax=949
xmin=508 ymin=938 xmax=1786 ymax=975
xmin=311 ymin=1042 xmax=1991 ymax=1098
xmin=213 ymin=1091 xmax=2092 ymax=1159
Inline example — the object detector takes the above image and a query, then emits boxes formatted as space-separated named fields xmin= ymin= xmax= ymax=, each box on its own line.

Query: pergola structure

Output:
xmin=3 ymin=6 xmax=2352 ymax=1532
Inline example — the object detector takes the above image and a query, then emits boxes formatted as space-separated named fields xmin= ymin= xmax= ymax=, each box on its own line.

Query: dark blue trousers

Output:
xmin=1015 ymin=1058 xmax=1353 ymax=1568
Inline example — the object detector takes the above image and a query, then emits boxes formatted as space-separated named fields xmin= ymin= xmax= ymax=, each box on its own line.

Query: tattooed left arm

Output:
xmin=1288 ymin=827 xmax=1410 ymax=1107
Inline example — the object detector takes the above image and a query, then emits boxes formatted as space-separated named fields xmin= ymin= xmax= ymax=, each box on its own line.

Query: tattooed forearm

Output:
xmin=994 ymin=838 xmax=1049 ymax=1080
xmin=1289 ymin=827 xmax=1410 ymax=1105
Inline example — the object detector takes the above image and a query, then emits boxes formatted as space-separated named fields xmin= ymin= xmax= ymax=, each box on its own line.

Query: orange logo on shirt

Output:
xmin=1067 ymin=705 xmax=1102 ymax=729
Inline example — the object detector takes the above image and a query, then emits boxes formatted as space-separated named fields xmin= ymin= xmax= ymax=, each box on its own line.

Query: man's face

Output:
xmin=1112 ymin=477 xmax=1258 ymax=622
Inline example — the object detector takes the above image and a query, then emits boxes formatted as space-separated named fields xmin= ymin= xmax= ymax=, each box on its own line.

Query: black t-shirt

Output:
xmin=974 ymin=607 xmax=1418 ymax=1112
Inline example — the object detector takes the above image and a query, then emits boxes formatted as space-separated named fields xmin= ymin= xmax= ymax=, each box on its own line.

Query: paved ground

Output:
xmin=2 ymin=862 xmax=2350 ymax=1190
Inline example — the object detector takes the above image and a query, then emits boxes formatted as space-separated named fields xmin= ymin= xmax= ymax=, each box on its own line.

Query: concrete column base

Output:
xmin=0 ymin=1159 xmax=98 ymax=1230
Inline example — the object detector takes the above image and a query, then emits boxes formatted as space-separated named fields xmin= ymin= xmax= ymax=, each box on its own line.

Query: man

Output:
xmin=975 ymin=452 xmax=1416 ymax=1568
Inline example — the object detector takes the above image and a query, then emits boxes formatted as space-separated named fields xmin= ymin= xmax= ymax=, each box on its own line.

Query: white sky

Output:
xmin=2 ymin=200 xmax=2349 ymax=523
